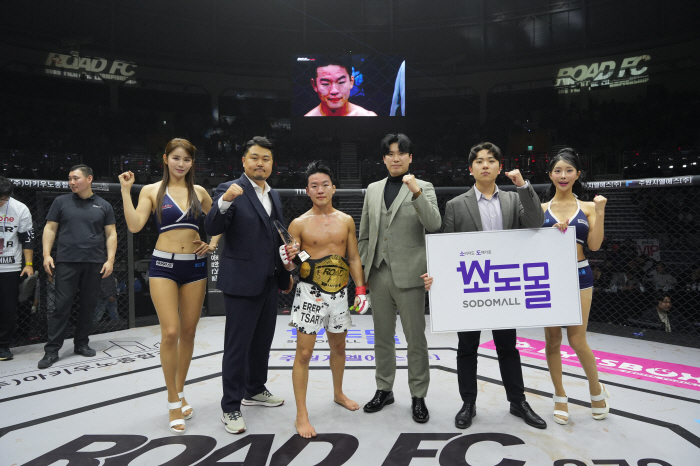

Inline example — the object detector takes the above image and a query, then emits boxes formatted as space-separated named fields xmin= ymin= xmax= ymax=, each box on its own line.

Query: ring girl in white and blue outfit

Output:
xmin=119 ymin=138 xmax=219 ymax=434
xmin=540 ymin=147 xmax=611 ymax=425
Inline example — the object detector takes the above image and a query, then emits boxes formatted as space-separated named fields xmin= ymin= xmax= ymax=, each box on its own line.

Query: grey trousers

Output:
xmin=370 ymin=262 xmax=429 ymax=398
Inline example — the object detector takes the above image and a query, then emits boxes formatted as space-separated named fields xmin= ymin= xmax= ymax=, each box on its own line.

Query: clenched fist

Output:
xmin=593 ymin=195 xmax=607 ymax=212
xmin=504 ymin=169 xmax=525 ymax=187
xmin=222 ymin=183 xmax=244 ymax=202
xmin=118 ymin=171 xmax=136 ymax=189
xmin=402 ymin=174 xmax=420 ymax=194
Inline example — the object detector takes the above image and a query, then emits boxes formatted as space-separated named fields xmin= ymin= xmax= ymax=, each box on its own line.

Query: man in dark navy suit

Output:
xmin=205 ymin=136 xmax=293 ymax=434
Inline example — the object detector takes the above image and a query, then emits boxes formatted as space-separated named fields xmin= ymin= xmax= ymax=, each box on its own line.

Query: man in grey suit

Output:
xmin=425 ymin=142 xmax=547 ymax=430
xmin=358 ymin=133 xmax=442 ymax=423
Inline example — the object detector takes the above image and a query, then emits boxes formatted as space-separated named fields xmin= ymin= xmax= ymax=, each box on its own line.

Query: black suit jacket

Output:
xmin=205 ymin=175 xmax=290 ymax=296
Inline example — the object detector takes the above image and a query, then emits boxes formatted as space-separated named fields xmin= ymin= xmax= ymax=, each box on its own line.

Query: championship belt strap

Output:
xmin=299 ymin=255 xmax=350 ymax=294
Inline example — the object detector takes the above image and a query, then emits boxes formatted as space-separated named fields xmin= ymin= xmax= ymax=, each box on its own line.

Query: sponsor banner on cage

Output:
xmin=426 ymin=228 xmax=581 ymax=333
xmin=481 ymin=336 xmax=700 ymax=391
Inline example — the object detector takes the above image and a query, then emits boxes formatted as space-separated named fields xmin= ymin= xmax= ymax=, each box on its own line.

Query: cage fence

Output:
xmin=7 ymin=175 xmax=700 ymax=349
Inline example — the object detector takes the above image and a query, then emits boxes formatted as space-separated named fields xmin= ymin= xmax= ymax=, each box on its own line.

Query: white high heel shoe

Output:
xmin=179 ymin=391 xmax=194 ymax=420
xmin=552 ymin=395 xmax=569 ymax=425
xmin=591 ymin=382 xmax=611 ymax=420
xmin=168 ymin=400 xmax=186 ymax=434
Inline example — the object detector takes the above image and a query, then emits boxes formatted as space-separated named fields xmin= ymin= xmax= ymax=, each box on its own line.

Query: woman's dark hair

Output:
xmin=305 ymin=160 xmax=335 ymax=186
xmin=0 ymin=176 xmax=13 ymax=198
xmin=155 ymin=138 xmax=201 ymax=223
xmin=381 ymin=133 xmax=412 ymax=155
xmin=467 ymin=142 xmax=502 ymax=166
xmin=542 ymin=147 xmax=587 ymax=202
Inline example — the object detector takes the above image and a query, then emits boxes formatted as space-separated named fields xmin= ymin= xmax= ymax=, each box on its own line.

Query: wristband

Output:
xmin=25 ymin=262 xmax=33 ymax=266
xmin=355 ymin=286 xmax=367 ymax=295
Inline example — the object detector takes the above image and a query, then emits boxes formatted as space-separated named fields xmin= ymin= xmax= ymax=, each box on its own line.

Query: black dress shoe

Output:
xmin=455 ymin=402 xmax=476 ymax=429
xmin=38 ymin=352 xmax=59 ymax=369
xmin=510 ymin=400 xmax=547 ymax=429
xmin=74 ymin=345 xmax=96 ymax=357
xmin=411 ymin=397 xmax=429 ymax=423
xmin=363 ymin=390 xmax=394 ymax=413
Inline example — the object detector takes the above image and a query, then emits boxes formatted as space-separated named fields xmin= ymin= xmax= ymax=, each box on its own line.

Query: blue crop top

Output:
xmin=543 ymin=200 xmax=589 ymax=245
xmin=153 ymin=188 xmax=200 ymax=233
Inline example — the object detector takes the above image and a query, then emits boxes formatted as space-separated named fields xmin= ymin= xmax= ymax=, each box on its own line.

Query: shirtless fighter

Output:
xmin=280 ymin=161 xmax=368 ymax=438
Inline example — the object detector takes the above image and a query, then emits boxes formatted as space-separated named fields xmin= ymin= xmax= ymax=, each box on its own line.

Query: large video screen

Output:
xmin=292 ymin=54 xmax=405 ymax=117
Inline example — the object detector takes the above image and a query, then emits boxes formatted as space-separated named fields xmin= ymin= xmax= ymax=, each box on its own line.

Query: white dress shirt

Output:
xmin=218 ymin=174 xmax=272 ymax=216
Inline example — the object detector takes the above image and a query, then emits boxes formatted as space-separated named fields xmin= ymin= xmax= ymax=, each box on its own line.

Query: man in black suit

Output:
xmin=205 ymin=136 xmax=293 ymax=434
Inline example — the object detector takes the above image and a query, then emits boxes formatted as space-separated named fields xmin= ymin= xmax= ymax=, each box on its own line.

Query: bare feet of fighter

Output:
xmin=334 ymin=393 xmax=360 ymax=411
xmin=295 ymin=416 xmax=317 ymax=438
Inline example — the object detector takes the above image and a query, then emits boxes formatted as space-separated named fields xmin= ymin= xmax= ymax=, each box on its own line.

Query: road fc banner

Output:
xmin=426 ymin=227 xmax=581 ymax=332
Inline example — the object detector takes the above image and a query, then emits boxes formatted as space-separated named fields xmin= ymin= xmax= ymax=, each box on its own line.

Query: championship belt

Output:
xmin=299 ymin=255 xmax=350 ymax=294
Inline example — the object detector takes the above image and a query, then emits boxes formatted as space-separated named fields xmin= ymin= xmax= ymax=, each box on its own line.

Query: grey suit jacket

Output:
xmin=443 ymin=182 xmax=544 ymax=234
xmin=359 ymin=178 xmax=442 ymax=288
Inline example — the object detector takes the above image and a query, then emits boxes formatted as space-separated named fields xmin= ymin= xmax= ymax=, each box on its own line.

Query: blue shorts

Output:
xmin=149 ymin=249 xmax=207 ymax=286
xmin=578 ymin=260 xmax=593 ymax=290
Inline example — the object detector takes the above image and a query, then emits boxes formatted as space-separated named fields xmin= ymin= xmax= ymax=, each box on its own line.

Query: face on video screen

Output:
xmin=293 ymin=55 xmax=405 ymax=117
xmin=311 ymin=65 xmax=355 ymax=114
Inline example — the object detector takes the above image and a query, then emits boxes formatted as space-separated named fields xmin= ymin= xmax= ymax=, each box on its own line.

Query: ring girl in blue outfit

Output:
xmin=540 ymin=148 xmax=610 ymax=425
xmin=119 ymin=138 xmax=219 ymax=434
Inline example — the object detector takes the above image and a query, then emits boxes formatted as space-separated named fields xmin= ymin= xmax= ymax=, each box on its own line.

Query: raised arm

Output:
xmin=516 ymin=182 xmax=545 ymax=228
xmin=119 ymin=171 xmax=153 ymax=233
xmin=586 ymin=196 xmax=607 ymax=251
xmin=412 ymin=181 xmax=442 ymax=233
xmin=205 ymin=181 xmax=241 ymax=236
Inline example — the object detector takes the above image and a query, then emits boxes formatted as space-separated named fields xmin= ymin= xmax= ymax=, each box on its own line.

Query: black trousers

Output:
xmin=221 ymin=276 xmax=278 ymax=413
xmin=457 ymin=329 xmax=526 ymax=404
xmin=44 ymin=262 xmax=102 ymax=353
xmin=0 ymin=271 xmax=21 ymax=348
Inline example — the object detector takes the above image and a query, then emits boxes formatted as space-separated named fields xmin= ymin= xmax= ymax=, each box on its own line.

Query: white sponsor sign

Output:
xmin=426 ymin=227 xmax=582 ymax=332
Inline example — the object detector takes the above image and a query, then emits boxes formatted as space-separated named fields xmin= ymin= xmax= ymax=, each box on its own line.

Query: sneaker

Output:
xmin=38 ymin=351 xmax=59 ymax=369
xmin=0 ymin=348 xmax=13 ymax=361
xmin=18 ymin=273 xmax=38 ymax=302
xmin=241 ymin=389 xmax=284 ymax=407
xmin=74 ymin=345 xmax=96 ymax=357
xmin=221 ymin=411 xmax=246 ymax=434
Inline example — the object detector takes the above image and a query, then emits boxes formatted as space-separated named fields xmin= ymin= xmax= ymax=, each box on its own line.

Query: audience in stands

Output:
xmin=648 ymin=263 xmax=678 ymax=291
xmin=644 ymin=295 xmax=673 ymax=332
xmin=609 ymin=260 xmax=644 ymax=292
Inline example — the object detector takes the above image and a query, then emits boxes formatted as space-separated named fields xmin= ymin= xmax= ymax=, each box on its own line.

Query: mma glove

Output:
xmin=279 ymin=244 xmax=292 ymax=266
xmin=352 ymin=286 xmax=369 ymax=314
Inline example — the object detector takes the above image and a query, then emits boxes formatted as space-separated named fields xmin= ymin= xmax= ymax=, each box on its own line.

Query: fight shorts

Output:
xmin=578 ymin=259 xmax=593 ymax=290
xmin=149 ymin=249 xmax=207 ymax=286
xmin=289 ymin=282 xmax=352 ymax=335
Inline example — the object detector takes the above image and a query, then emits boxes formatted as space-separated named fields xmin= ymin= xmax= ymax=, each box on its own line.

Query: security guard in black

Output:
xmin=47 ymin=193 xmax=115 ymax=263
xmin=43 ymin=191 xmax=116 ymax=355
